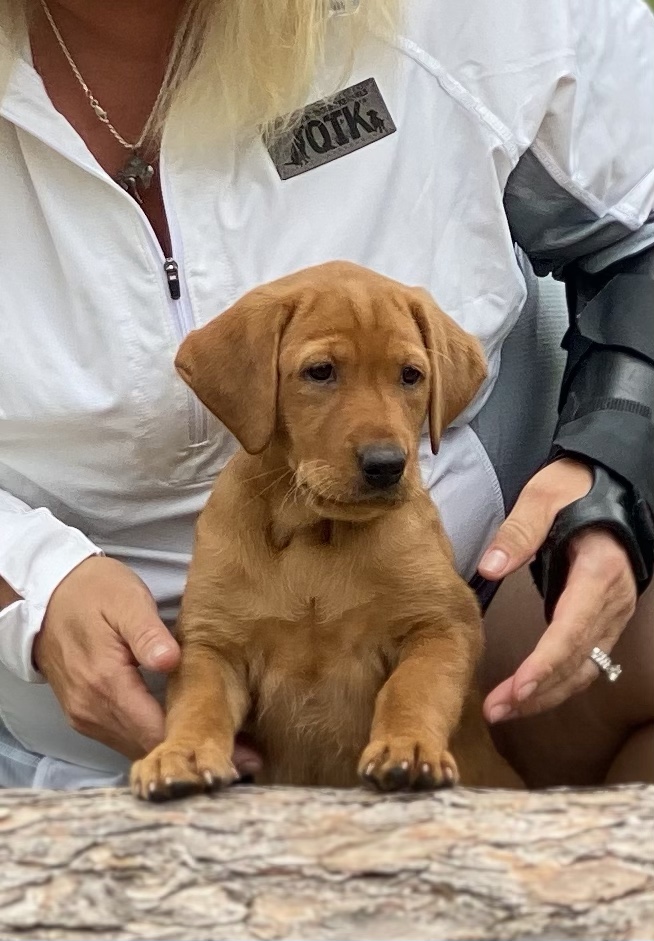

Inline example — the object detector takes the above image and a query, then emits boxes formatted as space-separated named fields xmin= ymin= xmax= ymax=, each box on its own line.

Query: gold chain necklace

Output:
xmin=39 ymin=0 xmax=166 ymax=203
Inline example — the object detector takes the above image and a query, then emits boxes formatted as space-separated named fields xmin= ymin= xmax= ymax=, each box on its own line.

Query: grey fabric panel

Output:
xmin=587 ymin=222 xmax=654 ymax=274
xmin=504 ymin=148 xmax=654 ymax=277
xmin=470 ymin=261 xmax=568 ymax=514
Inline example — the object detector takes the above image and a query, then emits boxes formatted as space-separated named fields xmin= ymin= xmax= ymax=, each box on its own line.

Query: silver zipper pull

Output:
xmin=163 ymin=258 xmax=181 ymax=300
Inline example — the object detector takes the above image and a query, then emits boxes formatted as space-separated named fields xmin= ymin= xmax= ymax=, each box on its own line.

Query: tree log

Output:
xmin=1 ymin=784 xmax=653 ymax=940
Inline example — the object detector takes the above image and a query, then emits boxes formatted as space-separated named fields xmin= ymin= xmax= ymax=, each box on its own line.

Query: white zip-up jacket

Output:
xmin=1 ymin=0 xmax=653 ymax=786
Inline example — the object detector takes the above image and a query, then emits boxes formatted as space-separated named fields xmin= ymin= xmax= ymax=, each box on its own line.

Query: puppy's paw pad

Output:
xmin=358 ymin=738 xmax=459 ymax=792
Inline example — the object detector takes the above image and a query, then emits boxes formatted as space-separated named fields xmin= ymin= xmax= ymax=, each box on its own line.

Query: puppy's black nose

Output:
xmin=357 ymin=445 xmax=406 ymax=490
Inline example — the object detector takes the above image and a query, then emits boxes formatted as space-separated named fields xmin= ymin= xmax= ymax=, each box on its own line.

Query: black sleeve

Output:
xmin=537 ymin=249 xmax=654 ymax=615
xmin=555 ymin=248 xmax=654 ymax=515
xmin=504 ymin=150 xmax=654 ymax=611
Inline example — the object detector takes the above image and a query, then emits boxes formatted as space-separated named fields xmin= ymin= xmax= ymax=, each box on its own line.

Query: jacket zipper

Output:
xmin=161 ymin=251 xmax=208 ymax=443
xmin=120 ymin=188 xmax=208 ymax=444
xmin=2 ymin=106 xmax=208 ymax=445
xmin=156 ymin=154 xmax=208 ymax=445
xmin=135 ymin=227 xmax=208 ymax=446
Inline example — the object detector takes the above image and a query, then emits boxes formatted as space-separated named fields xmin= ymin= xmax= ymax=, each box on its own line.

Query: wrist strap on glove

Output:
xmin=531 ymin=464 xmax=654 ymax=623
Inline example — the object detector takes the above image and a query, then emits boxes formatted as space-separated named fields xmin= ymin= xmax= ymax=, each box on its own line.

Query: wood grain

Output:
xmin=1 ymin=785 xmax=653 ymax=940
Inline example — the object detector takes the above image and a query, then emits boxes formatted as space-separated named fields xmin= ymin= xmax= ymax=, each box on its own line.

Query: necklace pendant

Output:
xmin=115 ymin=153 xmax=155 ymax=204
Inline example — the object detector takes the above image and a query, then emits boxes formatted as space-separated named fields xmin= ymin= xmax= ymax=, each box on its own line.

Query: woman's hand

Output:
xmin=478 ymin=458 xmax=638 ymax=721
xmin=33 ymin=557 xmax=181 ymax=759
xmin=33 ymin=557 xmax=261 ymax=775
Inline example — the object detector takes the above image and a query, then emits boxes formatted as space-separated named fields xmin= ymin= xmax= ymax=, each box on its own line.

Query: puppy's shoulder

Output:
xmin=201 ymin=451 xmax=270 ymax=523
xmin=189 ymin=451 xmax=274 ymax=582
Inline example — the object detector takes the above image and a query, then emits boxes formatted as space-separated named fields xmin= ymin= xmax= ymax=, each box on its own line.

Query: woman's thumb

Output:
xmin=478 ymin=491 xmax=553 ymax=581
xmin=119 ymin=609 xmax=180 ymax=672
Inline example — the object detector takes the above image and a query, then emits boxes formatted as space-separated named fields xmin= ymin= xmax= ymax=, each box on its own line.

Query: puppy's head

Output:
xmin=176 ymin=262 xmax=486 ymax=519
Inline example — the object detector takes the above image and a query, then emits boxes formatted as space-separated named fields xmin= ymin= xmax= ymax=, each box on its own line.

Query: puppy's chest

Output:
xmin=255 ymin=533 xmax=382 ymax=623
xmin=233 ymin=521 xmax=437 ymax=783
xmin=247 ymin=603 xmax=393 ymax=779
xmin=246 ymin=536 xmax=400 ymax=694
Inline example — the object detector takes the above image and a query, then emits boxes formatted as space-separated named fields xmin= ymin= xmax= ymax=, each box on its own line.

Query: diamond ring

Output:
xmin=589 ymin=646 xmax=622 ymax=683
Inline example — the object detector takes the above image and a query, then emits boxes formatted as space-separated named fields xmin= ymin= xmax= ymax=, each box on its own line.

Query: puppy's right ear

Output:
xmin=175 ymin=287 xmax=294 ymax=454
xmin=410 ymin=289 xmax=487 ymax=454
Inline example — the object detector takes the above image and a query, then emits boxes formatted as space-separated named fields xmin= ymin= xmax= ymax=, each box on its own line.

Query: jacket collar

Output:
xmin=0 ymin=30 xmax=110 ymax=181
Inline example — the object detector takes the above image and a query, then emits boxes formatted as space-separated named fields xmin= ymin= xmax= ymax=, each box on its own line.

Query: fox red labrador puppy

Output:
xmin=131 ymin=262 xmax=521 ymax=798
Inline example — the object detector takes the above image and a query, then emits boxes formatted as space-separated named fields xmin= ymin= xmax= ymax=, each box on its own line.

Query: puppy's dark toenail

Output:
xmin=146 ymin=788 xmax=170 ymax=803
xmin=360 ymin=771 xmax=383 ymax=792
xmin=413 ymin=768 xmax=437 ymax=791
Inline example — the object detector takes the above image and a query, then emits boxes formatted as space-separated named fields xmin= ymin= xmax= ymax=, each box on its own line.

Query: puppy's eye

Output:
xmin=401 ymin=365 xmax=423 ymax=386
xmin=304 ymin=362 xmax=336 ymax=383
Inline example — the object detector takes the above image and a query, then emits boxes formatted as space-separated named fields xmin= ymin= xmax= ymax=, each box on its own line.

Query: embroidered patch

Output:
xmin=268 ymin=78 xmax=396 ymax=180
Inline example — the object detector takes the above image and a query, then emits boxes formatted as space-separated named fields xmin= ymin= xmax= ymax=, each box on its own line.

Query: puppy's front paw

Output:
xmin=130 ymin=739 xmax=238 ymax=802
xmin=358 ymin=736 xmax=459 ymax=792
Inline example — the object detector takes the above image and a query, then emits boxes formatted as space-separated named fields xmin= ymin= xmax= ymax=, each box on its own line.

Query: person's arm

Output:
xmin=0 ymin=490 xmax=261 ymax=771
xmin=500 ymin=154 xmax=654 ymax=612
xmin=535 ymin=246 xmax=654 ymax=617
xmin=480 ymin=0 xmax=654 ymax=718
xmin=0 ymin=488 xmax=181 ymax=757
xmin=0 ymin=488 xmax=101 ymax=682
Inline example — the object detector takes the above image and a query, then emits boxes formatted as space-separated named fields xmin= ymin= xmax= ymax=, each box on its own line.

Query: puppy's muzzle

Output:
xmin=357 ymin=445 xmax=407 ymax=491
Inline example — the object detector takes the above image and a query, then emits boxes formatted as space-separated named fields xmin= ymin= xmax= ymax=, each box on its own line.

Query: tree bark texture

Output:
xmin=1 ymin=784 xmax=653 ymax=940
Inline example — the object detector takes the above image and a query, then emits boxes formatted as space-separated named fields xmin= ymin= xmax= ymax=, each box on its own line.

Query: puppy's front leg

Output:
xmin=131 ymin=641 xmax=249 ymax=801
xmin=359 ymin=615 xmax=480 ymax=792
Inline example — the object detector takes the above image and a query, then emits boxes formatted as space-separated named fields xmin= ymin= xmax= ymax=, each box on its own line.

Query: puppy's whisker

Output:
xmin=243 ymin=465 xmax=290 ymax=484
xmin=298 ymin=459 xmax=331 ymax=470
xmin=293 ymin=461 xmax=333 ymax=488
xmin=246 ymin=470 xmax=293 ymax=506
xmin=301 ymin=465 xmax=335 ymax=487
xmin=279 ymin=480 xmax=302 ymax=515
xmin=303 ymin=473 xmax=332 ymax=493
xmin=289 ymin=467 xmax=335 ymax=507
xmin=279 ymin=488 xmax=293 ymax=515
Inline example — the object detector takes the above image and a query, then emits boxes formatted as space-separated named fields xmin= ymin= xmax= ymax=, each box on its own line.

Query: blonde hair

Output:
xmin=0 ymin=0 xmax=399 ymax=142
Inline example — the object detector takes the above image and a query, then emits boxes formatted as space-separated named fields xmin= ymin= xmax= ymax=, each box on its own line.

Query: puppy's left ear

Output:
xmin=175 ymin=287 xmax=294 ymax=454
xmin=410 ymin=289 xmax=487 ymax=454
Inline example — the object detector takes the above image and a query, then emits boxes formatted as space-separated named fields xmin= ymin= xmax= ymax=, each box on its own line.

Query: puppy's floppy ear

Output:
xmin=175 ymin=287 xmax=294 ymax=454
xmin=410 ymin=289 xmax=487 ymax=454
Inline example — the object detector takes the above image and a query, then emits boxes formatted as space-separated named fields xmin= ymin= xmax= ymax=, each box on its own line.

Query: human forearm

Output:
xmin=0 ymin=488 xmax=102 ymax=681
xmin=555 ymin=247 xmax=654 ymax=511
xmin=532 ymin=248 xmax=654 ymax=612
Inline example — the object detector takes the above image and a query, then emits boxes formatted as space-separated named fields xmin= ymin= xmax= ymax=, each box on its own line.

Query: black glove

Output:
xmin=531 ymin=463 xmax=654 ymax=623
xmin=532 ymin=245 xmax=654 ymax=616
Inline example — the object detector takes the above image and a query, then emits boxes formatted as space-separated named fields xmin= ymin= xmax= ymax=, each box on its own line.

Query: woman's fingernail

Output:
xmin=489 ymin=703 xmax=512 ymax=723
xmin=516 ymin=681 xmax=538 ymax=702
xmin=480 ymin=548 xmax=509 ymax=576
xmin=149 ymin=643 xmax=175 ymax=664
